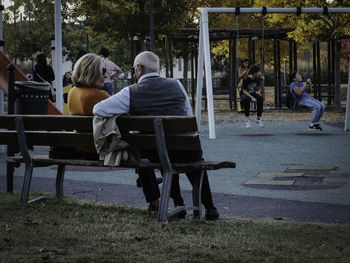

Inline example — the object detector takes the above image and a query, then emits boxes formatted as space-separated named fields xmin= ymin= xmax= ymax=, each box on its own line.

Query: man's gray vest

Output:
xmin=129 ymin=76 xmax=186 ymax=116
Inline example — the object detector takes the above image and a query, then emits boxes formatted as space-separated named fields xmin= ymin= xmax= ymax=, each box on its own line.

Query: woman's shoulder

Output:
xmin=69 ymin=86 xmax=109 ymax=99
xmin=82 ymin=87 xmax=110 ymax=97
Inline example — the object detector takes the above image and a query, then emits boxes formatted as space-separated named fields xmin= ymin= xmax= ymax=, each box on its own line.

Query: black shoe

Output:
xmin=136 ymin=177 xmax=163 ymax=188
xmin=136 ymin=178 xmax=142 ymax=188
xmin=174 ymin=210 xmax=187 ymax=219
xmin=309 ymin=123 xmax=323 ymax=131
xmin=205 ymin=207 xmax=219 ymax=220
xmin=173 ymin=201 xmax=186 ymax=219
xmin=148 ymin=203 xmax=159 ymax=213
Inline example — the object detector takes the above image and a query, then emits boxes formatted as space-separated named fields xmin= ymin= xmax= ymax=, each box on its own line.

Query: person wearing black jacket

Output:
xmin=33 ymin=53 xmax=55 ymax=101
xmin=240 ymin=64 xmax=265 ymax=128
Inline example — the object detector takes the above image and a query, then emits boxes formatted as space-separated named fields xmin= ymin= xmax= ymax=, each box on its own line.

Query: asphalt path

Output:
xmin=1 ymin=120 xmax=350 ymax=223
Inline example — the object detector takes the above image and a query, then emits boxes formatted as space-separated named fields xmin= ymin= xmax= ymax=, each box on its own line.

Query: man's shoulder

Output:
xmin=161 ymin=77 xmax=178 ymax=82
xmin=130 ymin=77 xmax=178 ymax=91
xmin=143 ymin=76 xmax=177 ymax=83
xmin=127 ymin=83 xmax=139 ymax=91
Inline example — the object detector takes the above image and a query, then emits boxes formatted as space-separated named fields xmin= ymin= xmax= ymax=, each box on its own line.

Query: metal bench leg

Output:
xmin=153 ymin=118 xmax=176 ymax=222
xmin=6 ymin=163 xmax=14 ymax=194
xmin=158 ymin=170 xmax=173 ymax=222
xmin=192 ymin=171 xmax=204 ymax=219
xmin=20 ymin=163 xmax=33 ymax=203
xmin=56 ymin=164 xmax=66 ymax=201
xmin=15 ymin=117 xmax=34 ymax=204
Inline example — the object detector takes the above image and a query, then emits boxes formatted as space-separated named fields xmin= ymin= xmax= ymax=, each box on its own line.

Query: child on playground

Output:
xmin=240 ymin=64 xmax=265 ymax=128
xmin=289 ymin=72 xmax=325 ymax=131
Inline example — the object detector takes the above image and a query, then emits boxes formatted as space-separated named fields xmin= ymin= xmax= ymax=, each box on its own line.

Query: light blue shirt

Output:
xmin=290 ymin=81 xmax=312 ymax=104
xmin=93 ymin=72 xmax=193 ymax=117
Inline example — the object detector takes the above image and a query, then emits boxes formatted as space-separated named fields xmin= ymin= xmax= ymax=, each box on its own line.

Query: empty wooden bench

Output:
xmin=0 ymin=114 xmax=236 ymax=222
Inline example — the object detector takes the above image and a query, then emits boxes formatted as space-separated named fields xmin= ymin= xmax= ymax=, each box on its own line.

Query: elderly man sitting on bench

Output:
xmin=93 ymin=51 xmax=219 ymax=220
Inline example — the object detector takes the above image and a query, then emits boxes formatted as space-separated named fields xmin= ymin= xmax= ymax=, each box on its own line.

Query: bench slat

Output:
xmin=0 ymin=131 xmax=201 ymax=151
xmin=0 ymin=131 xmax=18 ymax=144
xmin=7 ymin=155 xmax=235 ymax=172
xmin=116 ymin=116 xmax=198 ymax=133
xmin=0 ymin=115 xmax=198 ymax=133
xmin=0 ymin=115 xmax=93 ymax=131
xmin=0 ymin=131 xmax=95 ymax=148
xmin=124 ymin=133 xmax=201 ymax=151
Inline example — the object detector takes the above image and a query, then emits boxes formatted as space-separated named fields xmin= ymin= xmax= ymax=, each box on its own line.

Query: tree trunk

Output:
xmin=163 ymin=37 xmax=169 ymax=77
xmin=138 ymin=0 xmax=146 ymax=51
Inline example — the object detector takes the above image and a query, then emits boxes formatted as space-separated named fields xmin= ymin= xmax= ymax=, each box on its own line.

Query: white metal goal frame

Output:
xmin=196 ymin=7 xmax=350 ymax=139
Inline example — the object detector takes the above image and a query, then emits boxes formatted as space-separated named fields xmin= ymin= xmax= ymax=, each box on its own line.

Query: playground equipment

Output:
xmin=196 ymin=7 xmax=350 ymax=139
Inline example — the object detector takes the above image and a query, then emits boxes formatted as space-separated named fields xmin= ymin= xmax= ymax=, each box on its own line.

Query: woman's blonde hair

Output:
xmin=72 ymin=53 xmax=104 ymax=87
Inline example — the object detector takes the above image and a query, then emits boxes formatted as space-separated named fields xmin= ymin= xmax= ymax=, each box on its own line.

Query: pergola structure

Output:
xmin=167 ymin=27 xmax=342 ymax=111
xmin=167 ymin=27 xmax=295 ymax=111
xmin=196 ymin=7 xmax=350 ymax=139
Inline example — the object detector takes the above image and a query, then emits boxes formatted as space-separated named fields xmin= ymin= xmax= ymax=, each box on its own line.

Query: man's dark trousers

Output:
xmin=138 ymin=150 xmax=215 ymax=209
xmin=240 ymin=93 xmax=263 ymax=117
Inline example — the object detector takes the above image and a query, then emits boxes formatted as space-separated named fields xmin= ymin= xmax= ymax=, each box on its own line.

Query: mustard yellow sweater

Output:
xmin=68 ymin=86 xmax=109 ymax=116
xmin=68 ymin=86 xmax=109 ymax=153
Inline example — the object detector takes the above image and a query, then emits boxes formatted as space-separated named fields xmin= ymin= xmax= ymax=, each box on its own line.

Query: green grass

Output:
xmin=1 ymin=191 xmax=350 ymax=263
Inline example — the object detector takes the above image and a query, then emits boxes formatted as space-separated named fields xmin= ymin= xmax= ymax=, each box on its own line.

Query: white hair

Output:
xmin=133 ymin=51 xmax=159 ymax=73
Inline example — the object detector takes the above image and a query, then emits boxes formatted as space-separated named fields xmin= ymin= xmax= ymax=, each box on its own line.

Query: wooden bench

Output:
xmin=0 ymin=114 xmax=235 ymax=222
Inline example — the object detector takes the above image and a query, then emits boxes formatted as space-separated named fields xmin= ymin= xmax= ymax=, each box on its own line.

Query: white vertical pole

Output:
xmin=195 ymin=10 xmax=204 ymax=129
xmin=54 ymin=0 xmax=63 ymax=112
xmin=202 ymin=9 xmax=216 ymax=139
xmin=344 ymin=62 xmax=350 ymax=131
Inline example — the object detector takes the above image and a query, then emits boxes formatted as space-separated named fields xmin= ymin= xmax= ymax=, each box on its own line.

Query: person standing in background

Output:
xmin=100 ymin=47 xmax=122 ymax=95
xmin=63 ymin=72 xmax=72 ymax=87
xmin=33 ymin=53 xmax=55 ymax=101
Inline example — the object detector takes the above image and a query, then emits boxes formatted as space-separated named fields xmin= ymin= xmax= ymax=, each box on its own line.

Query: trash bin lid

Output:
xmin=15 ymin=81 xmax=51 ymax=91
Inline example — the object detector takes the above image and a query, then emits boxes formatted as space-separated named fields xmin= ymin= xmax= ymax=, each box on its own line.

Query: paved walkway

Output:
xmin=1 ymin=120 xmax=350 ymax=223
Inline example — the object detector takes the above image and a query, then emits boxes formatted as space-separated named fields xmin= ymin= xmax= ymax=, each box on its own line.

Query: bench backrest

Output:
xmin=0 ymin=115 xmax=201 ymax=152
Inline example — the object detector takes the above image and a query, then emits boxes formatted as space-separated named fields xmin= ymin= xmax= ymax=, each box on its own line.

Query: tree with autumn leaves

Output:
xmin=2 ymin=0 xmax=350 ymax=100
xmin=253 ymin=0 xmax=350 ymax=107
xmin=3 ymin=0 xmax=210 ymax=71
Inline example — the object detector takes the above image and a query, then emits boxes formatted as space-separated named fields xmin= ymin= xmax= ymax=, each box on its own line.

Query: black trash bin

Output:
xmin=14 ymin=81 xmax=50 ymax=114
